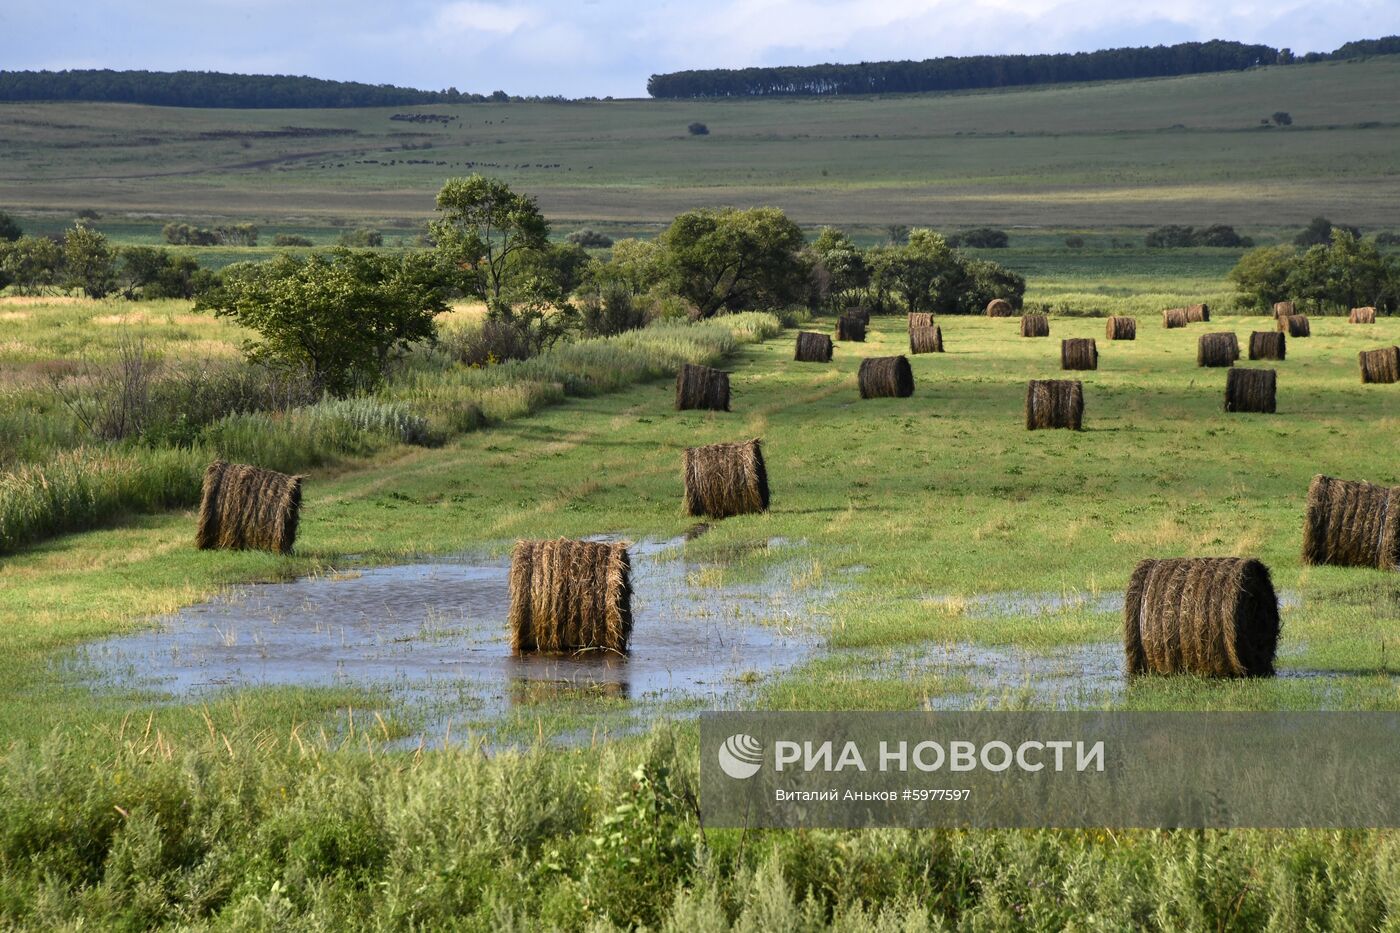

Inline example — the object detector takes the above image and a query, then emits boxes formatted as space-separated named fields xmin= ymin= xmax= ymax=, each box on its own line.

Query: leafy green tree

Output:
xmin=658 ymin=207 xmax=807 ymax=318
xmin=948 ymin=227 xmax=1010 ymax=248
xmin=196 ymin=249 xmax=448 ymax=395
xmin=338 ymin=227 xmax=383 ymax=248
xmin=810 ymin=227 xmax=868 ymax=302
xmin=0 ymin=210 xmax=21 ymax=242
xmin=567 ymin=228 xmax=613 ymax=248
xmin=0 ymin=235 xmax=62 ymax=294
xmin=431 ymin=175 xmax=550 ymax=309
xmin=63 ymin=224 xmax=117 ymax=298
xmin=884 ymin=224 xmax=910 ymax=246
xmin=117 ymin=246 xmax=167 ymax=298
xmin=592 ymin=238 xmax=666 ymax=296
xmin=1229 ymin=245 xmax=1297 ymax=310
xmin=1295 ymin=216 xmax=1359 ymax=247
xmin=870 ymin=229 xmax=956 ymax=313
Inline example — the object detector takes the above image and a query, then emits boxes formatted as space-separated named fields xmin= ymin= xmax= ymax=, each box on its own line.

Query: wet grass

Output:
xmin=4 ymin=302 xmax=1400 ymax=926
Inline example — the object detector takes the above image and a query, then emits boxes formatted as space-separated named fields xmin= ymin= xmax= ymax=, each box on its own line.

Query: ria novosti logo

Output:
xmin=717 ymin=734 xmax=764 ymax=779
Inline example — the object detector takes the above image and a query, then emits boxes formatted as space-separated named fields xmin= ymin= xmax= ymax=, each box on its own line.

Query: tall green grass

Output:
xmin=1 ymin=721 xmax=1395 ymax=929
xmin=0 ymin=314 xmax=781 ymax=554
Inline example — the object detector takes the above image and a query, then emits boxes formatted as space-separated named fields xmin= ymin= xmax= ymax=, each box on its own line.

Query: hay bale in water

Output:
xmin=907 ymin=312 xmax=934 ymax=330
xmin=508 ymin=539 xmax=632 ymax=655
xmin=794 ymin=331 xmax=833 ymax=362
xmin=683 ymin=439 xmax=770 ymax=518
xmin=1197 ymin=332 xmax=1239 ymax=368
xmin=909 ymin=325 xmax=944 ymax=354
xmin=1025 ymin=379 xmax=1083 ymax=430
xmin=1248 ymin=331 xmax=1286 ymax=361
xmin=1020 ymin=313 xmax=1050 ymax=337
xmin=1105 ymin=316 xmax=1137 ymax=340
xmin=1273 ymin=301 xmax=1296 ymax=319
xmin=674 ymin=363 xmax=730 ymax=411
xmin=1185 ymin=304 xmax=1210 ymax=323
xmin=836 ymin=314 xmax=866 ymax=342
xmin=986 ymin=298 xmax=1015 ymax=317
xmin=845 ymin=306 xmax=871 ymax=325
xmin=1061 ymin=338 xmax=1098 ymax=371
xmin=1279 ymin=314 xmax=1310 ymax=337
xmin=1123 ymin=557 xmax=1279 ymax=678
xmin=858 ymin=355 xmax=915 ymax=398
xmin=1162 ymin=308 xmax=1189 ymax=328
xmin=1359 ymin=346 xmax=1400 ymax=384
xmin=1350 ymin=306 xmax=1378 ymax=324
xmin=195 ymin=460 xmax=302 ymax=554
xmin=1224 ymin=368 xmax=1276 ymax=413
xmin=1302 ymin=474 xmax=1400 ymax=571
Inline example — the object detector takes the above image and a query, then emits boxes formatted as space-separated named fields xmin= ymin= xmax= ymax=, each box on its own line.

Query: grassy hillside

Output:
xmin=2 ymin=57 xmax=1398 ymax=229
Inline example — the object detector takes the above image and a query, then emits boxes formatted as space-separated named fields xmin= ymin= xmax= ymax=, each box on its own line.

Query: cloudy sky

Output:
xmin=3 ymin=0 xmax=1396 ymax=98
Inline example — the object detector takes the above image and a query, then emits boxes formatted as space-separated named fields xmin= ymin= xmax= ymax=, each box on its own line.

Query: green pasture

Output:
xmin=4 ymin=57 xmax=1400 ymax=227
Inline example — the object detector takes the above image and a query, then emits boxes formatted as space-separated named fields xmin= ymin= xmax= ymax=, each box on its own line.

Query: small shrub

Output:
xmin=949 ymin=227 xmax=1009 ymax=248
xmin=1064 ymin=236 xmax=1086 ymax=248
xmin=567 ymin=229 xmax=613 ymax=248
xmin=686 ymin=122 xmax=709 ymax=136
xmin=273 ymin=234 xmax=314 ymax=247
xmin=338 ymin=228 xmax=383 ymax=248
xmin=580 ymin=286 xmax=650 ymax=337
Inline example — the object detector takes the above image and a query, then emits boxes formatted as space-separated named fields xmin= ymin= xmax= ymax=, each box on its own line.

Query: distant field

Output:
xmin=3 ymin=57 xmax=1399 ymax=230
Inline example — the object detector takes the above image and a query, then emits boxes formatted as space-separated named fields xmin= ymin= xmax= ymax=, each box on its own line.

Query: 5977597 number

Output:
xmin=903 ymin=789 xmax=970 ymax=802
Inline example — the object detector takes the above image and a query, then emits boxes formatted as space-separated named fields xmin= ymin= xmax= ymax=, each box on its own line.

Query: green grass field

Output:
xmin=4 ymin=57 xmax=1400 ymax=925
xmin=4 ymin=57 xmax=1400 ymax=230
xmin=3 ymin=295 xmax=1400 ymax=925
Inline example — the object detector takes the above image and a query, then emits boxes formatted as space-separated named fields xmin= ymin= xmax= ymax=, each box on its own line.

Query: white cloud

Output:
xmin=434 ymin=1 xmax=537 ymax=35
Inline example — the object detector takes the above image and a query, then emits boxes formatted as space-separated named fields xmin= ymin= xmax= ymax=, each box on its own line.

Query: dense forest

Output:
xmin=646 ymin=36 xmax=1400 ymax=98
xmin=0 ymin=70 xmax=500 ymax=108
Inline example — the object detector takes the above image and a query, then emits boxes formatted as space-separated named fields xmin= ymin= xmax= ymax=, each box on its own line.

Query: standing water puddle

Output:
xmin=75 ymin=537 xmax=833 ymax=735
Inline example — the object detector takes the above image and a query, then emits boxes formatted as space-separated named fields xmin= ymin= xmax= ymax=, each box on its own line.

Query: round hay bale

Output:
xmin=1105 ymin=316 xmax=1137 ymax=340
xmin=907 ymin=312 xmax=934 ymax=330
xmin=909 ymin=324 xmax=944 ymax=354
xmin=1123 ymin=557 xmax=1279 ymax=678
xmin=794 ymin=331 xmax=833 ymax=362
xmin=1248 ymin=331 xmax=1286 ymax=361
xmin=1197 ymin=332 xmax=1239 ymax=368
xmin=195 ymin=460 xmax=302 ymax=554
xmin=1162 ymin=308 xmax=1188 ymax=329
xmin=1302 ymin=474 xmax=1400 ymax=571
xmin=1279 ymin=314 xmax=1310 ymax=337
xmin=1224 ymin=368 xmax=1276 ymax=413
xmin=1185 ymin=303 xmax=1210 ymax=323
xmin=844 ymin=306 xmax=871 ymax=325
xmin=1273 ymin=300 xmax=1296 ymax=319
xmin=508 ymin=539 xmax=632 ymax=655
xmin=675 ymin=363 xmax=730 ymax=411
xmin=1025 ymin=379 xmax=1083 ymax=430
xmin=683 ymin=438 xmax=769 ymax=518
xmin=858 ymin=355 xmax=914 ymax=399
xmin=1350 ymin=306 xmax=1378 ymax=324
xmin=1020 ymin=313 xmax=1050 ymax=338
xmin=1359 ymin=346 xmax=1400 ymax=384
xmin=836 ymin=314 xmax=866 ymax=342
xmin=1060 ymin=338 xmax=1098 ymax=371
xmin=986 ymin=298 xmax=1015 ymax=317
